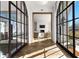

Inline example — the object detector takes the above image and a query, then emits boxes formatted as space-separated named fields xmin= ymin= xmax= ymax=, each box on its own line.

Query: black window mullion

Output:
xmin=24 ymin=5 xmax=25 ymax=44
xmin=8 ymin=1 xmax=11 ymax=57
xmin=16 ymin=1 xmax=18 ymax=49
xmin=20 ymin=2 xmax=22 ymax=45
xmin=72 ymin=1 xmax=75 ymax=55
xmin=56 ymin=15 xmax=58 ymax=43
xmin=66 ymin=1 xmax=68 ymax=49
xmin=59 ymin=14 xmax=61 ymax=43
xmin=62 ymin=2 xmax=64 ymax=45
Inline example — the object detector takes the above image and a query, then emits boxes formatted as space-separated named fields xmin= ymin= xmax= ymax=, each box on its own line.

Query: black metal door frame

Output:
xmin=8 ymin=1 xmax=28 ymax=57
xmin=56 ymin=1 xmax=77 ymax=58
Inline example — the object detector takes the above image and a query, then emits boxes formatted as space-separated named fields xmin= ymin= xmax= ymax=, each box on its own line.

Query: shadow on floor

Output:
xmin=56 ymin=44 xmax=72 ymax=58
xmin=13 ymin=39 xmax=72 ymax=58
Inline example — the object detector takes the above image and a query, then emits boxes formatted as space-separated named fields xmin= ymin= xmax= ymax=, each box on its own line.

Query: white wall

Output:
xmin=34 ymin=14 xmax=51 ymax=33
xmin=51 ymin=1 xmax=60 ymax=43
xmin=51 ymin=12 xmax=56 ymax=43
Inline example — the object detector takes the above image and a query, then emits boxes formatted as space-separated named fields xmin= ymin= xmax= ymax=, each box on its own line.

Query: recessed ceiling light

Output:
xmin=41 ymin=9 xmax=43 ymax=11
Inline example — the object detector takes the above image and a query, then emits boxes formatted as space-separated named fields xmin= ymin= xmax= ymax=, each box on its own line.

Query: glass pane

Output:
xmin=22 ymin=24 xmax=24 ymax=45
xmin=0 ymin=1 xmax=9 ymax=18
xmin=63 ymin=23 xmax=67 ymax=35
xmin=17 ymin=1 xmax=21 ymax=9
xmin=17 ymin=23 xmax=21 ymax=36
xmin=75 ymin=19 xmax=79 ymax=38
xmin=68 ymin=36 xmax=73 ymax=53
xmin=75 ymin=1 xmax=79 ymax=18
xmin=11 ymin=5 xmax=16 ymax=21
xmin=22 ymin=34 xmax=24 ymax=45
xmin=22 ymin=2 xmax=24 ymax=12
xmin=10 ymin=21 xmax=17 ymax=54
xmin=0 ymin=18 xmax=9 ymax=58
xmin=63 ymin=2 xmax=66 ymax=10
xmin=75 ymin=38 xmax=79 ymax=57
xmin=22 ymin=13 xmax=24 ymax=23
xmin=63 ymin=23 xmax=67 ymax=48
xmin=17 ymin=10 xmax=21 ymax=22
xmin=25 ymin=17 xmax=28 ymax=43
xmin=17 ymin=23 xmax=22 ymax=49
xmin=11 ymin=21 xmax=16 ymax=37
xmin=22 ymin=24 xmax=24 ymax=34
xmin=61 ymin=35 xmax=64 ymax=45
xmin=63 ymin=10 xmax=66 ymax=22
xmin=61 ymin=23 xmax=64 ymax=45
xmin=64 ymin=35 xmax=67 ymax=48
xmin=67 ymin=1 xmax=72 ymax=6
xmin=68 ymin=5 xmax=72 ymax=21
xmin=75 ymin=19 xmax=79 ymax=57
xmin=60 ymin=2 xmax=62 ymax=13
xmin=68 ymin=21 xmax=73 ymax=36
xmin=17 ymin=36 xmax=22 ymax=48
xmin=60 ymin=14 xmax=62 ymax=24
xmin=58 ymin=33 xmax=60 ymax=43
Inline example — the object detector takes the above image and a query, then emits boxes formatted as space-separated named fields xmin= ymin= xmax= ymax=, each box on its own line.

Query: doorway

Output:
xmin=32 ymin=12 xmax=52 ymax=42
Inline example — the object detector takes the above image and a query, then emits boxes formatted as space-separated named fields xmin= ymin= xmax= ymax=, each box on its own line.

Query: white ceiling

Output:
xmin=0 ymin=1 xmax=58 ymax=12
xmin=25 ymin=1 xmax=58 ymax=12
xmin=25 ymin=1 xmax=56 ymax=7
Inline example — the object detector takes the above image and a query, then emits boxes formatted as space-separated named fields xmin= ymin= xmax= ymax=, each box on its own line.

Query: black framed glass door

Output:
xmin=0 ymin=1 xmax=28 ymax=58
xmin=56 ymin=1 xmax=79 ymax=58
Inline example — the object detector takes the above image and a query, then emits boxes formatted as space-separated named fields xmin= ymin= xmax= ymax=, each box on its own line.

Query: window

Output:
xmin=0 ymin=1 xmax=9 ymax=58
xmin=75 ymin=1 xmax=79 ymax=57
xmin=0 ymin=1 xmax=28 ymax=58
xmin=56 ymin=1 xmax=78 ymax=57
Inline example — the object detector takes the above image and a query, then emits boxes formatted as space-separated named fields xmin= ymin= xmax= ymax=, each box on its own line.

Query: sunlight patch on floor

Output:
xmin=13 ymin=39 xmax=72 ymax=58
